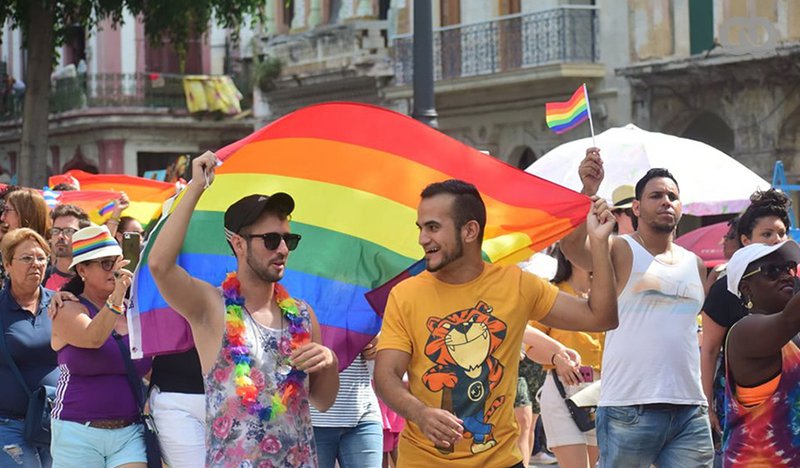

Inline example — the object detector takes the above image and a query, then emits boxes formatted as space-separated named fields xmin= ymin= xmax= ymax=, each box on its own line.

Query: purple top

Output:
xmin=52 ymin=297 xmax=151 ymax=422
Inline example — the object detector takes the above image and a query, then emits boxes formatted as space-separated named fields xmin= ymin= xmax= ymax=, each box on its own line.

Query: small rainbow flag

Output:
xmin=545 ymin=84 xmax=591 ymax=134
xmin=98 ymin=200 xmax=116 ymax=216
xmin=128 ymin=103 xmax=590 ymax=368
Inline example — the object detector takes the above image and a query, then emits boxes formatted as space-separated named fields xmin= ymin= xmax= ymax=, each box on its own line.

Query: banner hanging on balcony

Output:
xmin=128 ymin=102 xmax=590 ymax=370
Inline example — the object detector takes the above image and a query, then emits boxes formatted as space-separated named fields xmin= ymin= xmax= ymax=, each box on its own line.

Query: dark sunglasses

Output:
xmin=245 ymin=232 xmax=301 ymax=251
xmin=742 ymin=261 xmax=798 ymax=281
xmin=89 ymin=259 xmax=116 ymax=272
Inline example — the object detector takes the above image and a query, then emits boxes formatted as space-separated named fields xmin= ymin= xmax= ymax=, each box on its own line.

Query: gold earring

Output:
xmin=744 ymin=298 xmax=753 ymax=310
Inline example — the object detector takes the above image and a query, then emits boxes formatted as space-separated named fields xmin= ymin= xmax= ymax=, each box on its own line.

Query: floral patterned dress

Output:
xmin=205 ymin=299 xmax=316 ymax=468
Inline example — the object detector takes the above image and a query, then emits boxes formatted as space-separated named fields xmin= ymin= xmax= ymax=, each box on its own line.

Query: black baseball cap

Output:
xmin=224 ymin=193 xmax=295 ymax=238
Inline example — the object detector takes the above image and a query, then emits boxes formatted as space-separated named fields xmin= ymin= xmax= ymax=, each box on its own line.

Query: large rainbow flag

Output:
xmin=545 ymin=84 xmax=590 ymax=134
xmin=128 ymin=103 xmax=590 ymax=368
xmin=1 ymin=183 xmax=129 ymax=224
xmin=49 ymin=170 xmax=180 ymax=225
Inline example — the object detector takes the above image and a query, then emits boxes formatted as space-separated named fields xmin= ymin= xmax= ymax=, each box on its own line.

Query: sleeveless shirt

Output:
xmin=723 ymin=335 xmax=800 ymax=466
xmin=52 ymin=297 xmax=151 ymax=422
xmin=599 ymin=234 xmax=706 ymax=406
xmin=205 ymin=297 xmax=316 ymax=467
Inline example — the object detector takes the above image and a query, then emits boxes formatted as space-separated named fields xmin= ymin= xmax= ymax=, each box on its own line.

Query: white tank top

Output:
xmin=599 ymin=235 xmax=706 ymax=407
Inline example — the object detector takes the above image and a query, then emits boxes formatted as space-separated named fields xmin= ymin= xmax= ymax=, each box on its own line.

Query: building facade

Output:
xmin=255 ymin=0 xmax=633 ymax=170
xmin=0 ymin=11 xmax=254 ymax=181
xmin=619 ymin=0 xmax=800 ymax=179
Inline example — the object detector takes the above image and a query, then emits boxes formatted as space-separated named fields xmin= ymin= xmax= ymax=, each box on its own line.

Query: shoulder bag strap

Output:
xmin=551 ymin=369 xmax=568 ymax=399
xmin=0 ymin=309 xmax=32 ymax=397
xmin=113 ymin=332 xmax=146 ymax=413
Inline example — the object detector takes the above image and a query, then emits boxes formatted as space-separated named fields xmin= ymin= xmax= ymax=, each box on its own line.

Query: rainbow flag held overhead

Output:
xmin=49 ymin=170 xmax=180 ymax=226
xmin=545 ymin=85 xmax=591 ymax=135
xmin=128 ymin=103 xmax=590 ymax=369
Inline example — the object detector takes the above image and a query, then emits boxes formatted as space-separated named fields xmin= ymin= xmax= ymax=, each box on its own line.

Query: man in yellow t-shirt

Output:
xmin=375 ymin=180 xmax=619 ymax=468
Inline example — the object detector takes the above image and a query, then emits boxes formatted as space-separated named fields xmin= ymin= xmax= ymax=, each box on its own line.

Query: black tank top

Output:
xmin=150 ymin=347 xmax=204 ymax=394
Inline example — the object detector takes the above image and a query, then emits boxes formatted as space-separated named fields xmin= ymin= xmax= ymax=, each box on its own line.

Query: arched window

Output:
xmin=681 ymin=111 xmax=735 ymax=154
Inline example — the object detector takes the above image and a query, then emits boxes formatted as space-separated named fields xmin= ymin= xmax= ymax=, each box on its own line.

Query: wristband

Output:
xmin=105 ymin=299 xmax=124 ymax=315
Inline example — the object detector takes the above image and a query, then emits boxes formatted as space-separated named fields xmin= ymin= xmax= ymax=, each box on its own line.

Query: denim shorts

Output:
xmin=51 ymin=419 xmax=147 ymax=468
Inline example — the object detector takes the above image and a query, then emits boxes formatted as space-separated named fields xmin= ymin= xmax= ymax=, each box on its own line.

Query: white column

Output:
xmin=209 ymin=23 xmax=227 ymax=75
xmin=120 ymin=10 xmax=137 ymax=95
xmin=308 ymin=0 xmax=323 ymax=27
xmin=293 ymin=0 xmax=308 ymax=29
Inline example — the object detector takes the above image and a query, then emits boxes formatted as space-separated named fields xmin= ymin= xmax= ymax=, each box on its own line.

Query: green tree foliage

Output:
xmin=0 ymin=0 xmax=264 ymax=187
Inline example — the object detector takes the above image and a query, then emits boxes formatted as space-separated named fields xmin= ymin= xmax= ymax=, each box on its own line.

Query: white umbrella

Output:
xmin=526 ymin=124 xmax=770 ymax=216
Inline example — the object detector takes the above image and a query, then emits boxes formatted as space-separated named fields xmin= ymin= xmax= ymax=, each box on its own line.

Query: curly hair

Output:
xmin=736 ymin=189 xmax=792 ymax=241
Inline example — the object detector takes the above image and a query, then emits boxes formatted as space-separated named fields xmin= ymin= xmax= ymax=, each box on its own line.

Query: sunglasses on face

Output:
xmin=245 ymin=232 xmax=301 ymax=251
xmin=89 ymin=259 xmax=117 ymax=272
xmin=742 ymin=261 xmax=798 ymax=281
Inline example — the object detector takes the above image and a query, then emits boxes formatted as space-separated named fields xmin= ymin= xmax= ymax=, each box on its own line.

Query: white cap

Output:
xmin=726 ymin=240 xmax=800 ymax=297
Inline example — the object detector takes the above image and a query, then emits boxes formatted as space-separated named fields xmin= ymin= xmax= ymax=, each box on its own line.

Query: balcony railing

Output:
xmin=391 ymin=6 xmax=599 ymax=85
xmin=1 ymin=72 xmax=250 ymax=122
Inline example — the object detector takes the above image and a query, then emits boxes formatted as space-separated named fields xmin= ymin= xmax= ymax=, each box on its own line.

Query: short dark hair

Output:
xmin=634 ymin=168 xmax=680 ymax=200
xmin=550 ymin=244 xmax=573 ymax=284
xmin=420 ymin=179 xmax=486 ymax=242
xmin=51 ymin=204 xmax=91 ymax=228
xmin=51 ymin=183 xmax=78 ymax=191
xmin=724 ymin=215 xmax=741 ymax=240
xmin=737 ymin=189 xmax=791 ymax=241
xmin=118 ymin=216 xmax=139 ymax=233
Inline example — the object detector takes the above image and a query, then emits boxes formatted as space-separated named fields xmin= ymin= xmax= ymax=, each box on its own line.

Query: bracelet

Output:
xmin=105 ymin=299 xmax=124 ymax=315
xmin=550 ymin=352 xmax=558 ymax=365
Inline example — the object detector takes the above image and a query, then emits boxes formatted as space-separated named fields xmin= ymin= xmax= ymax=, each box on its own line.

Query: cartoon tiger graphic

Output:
xmin=422 ymin=300 xmax=507 ymax=454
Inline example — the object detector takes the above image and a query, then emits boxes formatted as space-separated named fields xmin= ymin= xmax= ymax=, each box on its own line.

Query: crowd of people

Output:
xmin=0 ymin=146 xmax=798 ymax=468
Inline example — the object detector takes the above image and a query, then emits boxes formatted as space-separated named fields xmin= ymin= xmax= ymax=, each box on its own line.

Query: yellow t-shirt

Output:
xmin=530 ymin=281 xmax=605 ymax=371
xmin=378 ymin=262 xmax=559 ymax=467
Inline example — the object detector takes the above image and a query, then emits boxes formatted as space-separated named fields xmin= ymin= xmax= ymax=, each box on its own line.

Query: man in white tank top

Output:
xmin=560 ymin=148 xmax=713 ymax=468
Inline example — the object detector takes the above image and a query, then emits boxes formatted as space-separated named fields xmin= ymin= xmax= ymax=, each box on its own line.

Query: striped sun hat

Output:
xmin=69 ymin=225 xmax=122 ymax=269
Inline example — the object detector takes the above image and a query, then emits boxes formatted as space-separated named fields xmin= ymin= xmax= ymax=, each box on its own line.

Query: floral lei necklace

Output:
xmin=222 ymin=272 xmax=309 ymax=422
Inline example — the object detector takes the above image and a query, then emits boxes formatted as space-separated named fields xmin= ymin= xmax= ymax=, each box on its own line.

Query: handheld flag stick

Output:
xmin=582 ymin=83 xmax=597 ymax=147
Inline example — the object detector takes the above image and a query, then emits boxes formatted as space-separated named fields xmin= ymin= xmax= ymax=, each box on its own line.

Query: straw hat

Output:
xmin=69 ymin=225 xmax=122 ymax=270
xmin=611 ymin=184 xmax=635 ymax=210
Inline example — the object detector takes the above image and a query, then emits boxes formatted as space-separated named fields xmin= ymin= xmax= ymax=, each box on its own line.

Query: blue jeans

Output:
xmin=597 ymin=404 xmax=713 ymax=468
xmin=0 ymin=417 xmax=51 ymax=467
xmin=313 ymin=420 xmax=382 ymax=468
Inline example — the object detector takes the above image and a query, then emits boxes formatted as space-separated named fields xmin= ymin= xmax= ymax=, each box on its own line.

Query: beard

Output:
xmin=651 ymin=218 xmax=678 ymax=234
xmin=425 ymin=235 xmax=464 ymax=273
xmin=53 ymin=244 xmax=71 ymax=258
xmin=246 ymin=248 xmax=285 ymax=283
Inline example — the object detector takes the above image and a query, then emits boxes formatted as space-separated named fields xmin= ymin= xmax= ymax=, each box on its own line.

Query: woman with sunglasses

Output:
xmin=50 ymin=225 xmax=152 ymax=468
xmin=0 ymin=228 xmax=57 ymax=467
xmin=700 ymin=189 xmax=791 ymax=447
xmin=723 ymin=240 xmax=800 ymax=465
